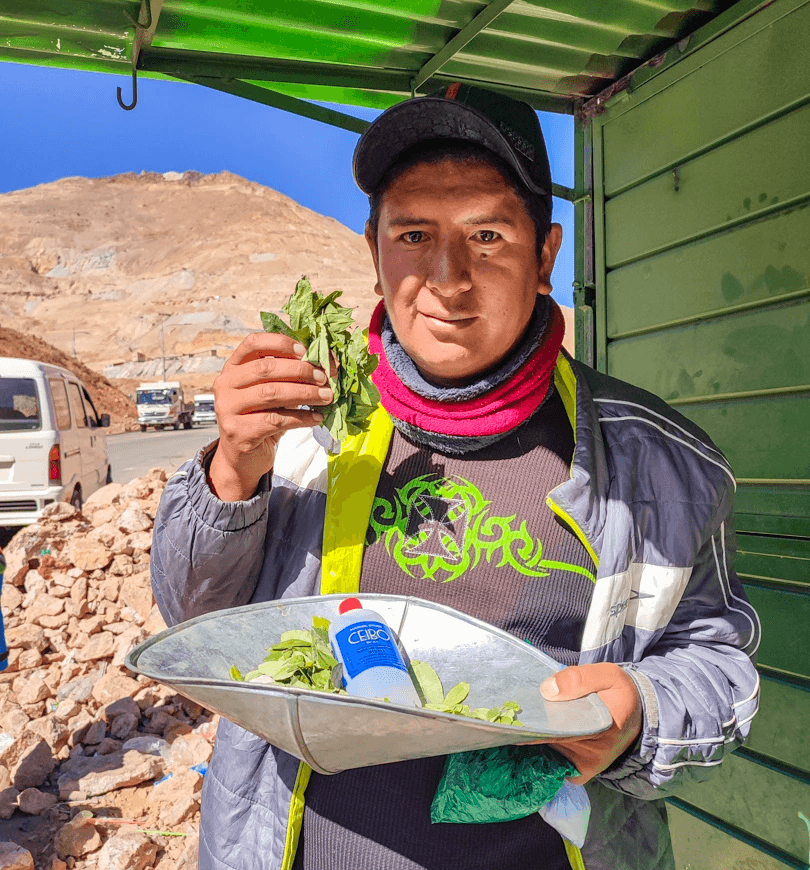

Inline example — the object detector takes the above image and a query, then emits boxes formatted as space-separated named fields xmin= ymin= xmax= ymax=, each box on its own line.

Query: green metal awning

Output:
xmin=2 ymin=0 xmax=737 ymax=118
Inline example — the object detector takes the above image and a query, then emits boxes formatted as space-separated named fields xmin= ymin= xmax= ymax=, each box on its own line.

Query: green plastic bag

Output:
xmin=431 ymin=744 xmax=578 ymax=824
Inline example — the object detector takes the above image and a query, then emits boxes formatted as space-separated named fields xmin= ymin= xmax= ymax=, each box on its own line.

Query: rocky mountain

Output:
xmin=0 ymin=171 xmax=378 ymax=374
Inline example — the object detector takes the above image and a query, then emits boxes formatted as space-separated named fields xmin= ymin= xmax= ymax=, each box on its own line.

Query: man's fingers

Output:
xmin=224 ymin=382 xmax=333 ymax=416
xmin=226 ymin=332 xmax=306 ymax=367
xmin=219 ymin=408 xmax=325 ymax=445
xmin=223 ymin=355 xmax=327 ymax=389
xmin=540 ymin=663 xmax=624 ymax=701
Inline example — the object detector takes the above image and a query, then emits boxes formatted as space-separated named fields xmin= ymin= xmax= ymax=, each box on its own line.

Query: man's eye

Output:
xmin=476 ymin=230 xmax=498 ymax=242
xmin=402 ymin=231 xmax=424 ymax=243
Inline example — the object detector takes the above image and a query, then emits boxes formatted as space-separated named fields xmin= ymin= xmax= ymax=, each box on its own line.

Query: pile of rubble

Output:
xmin=0 ymin=470 xmax=215 ymax=870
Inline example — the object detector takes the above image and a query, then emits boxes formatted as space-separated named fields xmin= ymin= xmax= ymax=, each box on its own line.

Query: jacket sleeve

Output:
xmin=599 ymin=495 xmax=761 ymax=799
xmin=151 ymin=442 xmax=271 ymax=627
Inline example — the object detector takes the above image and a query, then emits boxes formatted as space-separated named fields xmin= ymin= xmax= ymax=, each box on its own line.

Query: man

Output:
xmin=151 ymin=84 xmax=760 ymax=870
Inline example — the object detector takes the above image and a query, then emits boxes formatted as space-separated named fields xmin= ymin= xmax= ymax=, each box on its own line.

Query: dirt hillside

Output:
xmin=0 ymin=328 xmax=137 ymax=433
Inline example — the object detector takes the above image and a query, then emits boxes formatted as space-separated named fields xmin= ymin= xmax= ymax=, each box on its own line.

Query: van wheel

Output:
xmin=140 ymin=424 xmax=147 ymax=432
xmin=70 ymin=488 xmax=82 ymax=511
xmin=184 ymin=420 xmax=192 ymax=430
xmin=105 ymin=465 xmax=113 ymax=485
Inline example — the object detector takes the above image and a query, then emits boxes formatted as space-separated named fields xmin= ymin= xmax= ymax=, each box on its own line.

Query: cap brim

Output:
xmin=353 ymin=97 xmax=548 ymax=196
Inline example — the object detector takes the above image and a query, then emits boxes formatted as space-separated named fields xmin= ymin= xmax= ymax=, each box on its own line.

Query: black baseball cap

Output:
xmin=353 ymin=83 xmax=552 ymax=203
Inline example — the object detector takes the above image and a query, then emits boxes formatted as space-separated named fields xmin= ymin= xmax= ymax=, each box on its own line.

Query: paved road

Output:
xmin=107 ymin=424 xmax=219 ymax=483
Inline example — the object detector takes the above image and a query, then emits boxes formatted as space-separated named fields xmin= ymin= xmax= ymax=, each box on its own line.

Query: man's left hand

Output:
xmin=535 ymin=663 xmax=643 ymax=784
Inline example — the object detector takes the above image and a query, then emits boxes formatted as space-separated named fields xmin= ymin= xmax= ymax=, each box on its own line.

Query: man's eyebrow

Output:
xmin=386 ymin=215 xmax=433 ymax=228
xmin=385 ymin=214 xmax=517 ymax=228
xmin=465 ymin=214 xmax=516 ymax=227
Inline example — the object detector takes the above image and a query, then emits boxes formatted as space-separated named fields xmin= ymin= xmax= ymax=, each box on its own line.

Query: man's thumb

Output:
xmin=540 ymin=666 xmax=592 ymax=701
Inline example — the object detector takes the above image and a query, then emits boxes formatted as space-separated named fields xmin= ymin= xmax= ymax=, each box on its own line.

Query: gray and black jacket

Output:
xmin=151 ymin=352 xmax=760 ymax=870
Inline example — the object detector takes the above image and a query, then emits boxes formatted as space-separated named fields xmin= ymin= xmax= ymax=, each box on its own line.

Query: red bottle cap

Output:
xmin=338 ymin=597 xmax=363 ymax=615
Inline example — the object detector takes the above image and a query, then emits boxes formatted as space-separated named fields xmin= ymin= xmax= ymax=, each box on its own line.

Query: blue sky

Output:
xmin=0 ymin=61 xmax=575 ymax=306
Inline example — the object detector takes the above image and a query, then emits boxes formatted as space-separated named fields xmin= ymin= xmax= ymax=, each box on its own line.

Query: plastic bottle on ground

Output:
xmin=328 ymin=598 xmax=421 ymax=707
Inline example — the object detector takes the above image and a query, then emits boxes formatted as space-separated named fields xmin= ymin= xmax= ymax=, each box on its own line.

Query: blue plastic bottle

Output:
xmin=328 ymin=598 xmax=421 ymax=707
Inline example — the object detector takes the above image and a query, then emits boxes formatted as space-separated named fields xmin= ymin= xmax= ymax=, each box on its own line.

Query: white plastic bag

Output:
xmin=537 ymin=780 xmax=591 ymax=848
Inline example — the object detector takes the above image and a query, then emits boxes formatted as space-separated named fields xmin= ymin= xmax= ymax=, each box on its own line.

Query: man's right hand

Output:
xmin=208 ymin=333 xmax=334 ymax=501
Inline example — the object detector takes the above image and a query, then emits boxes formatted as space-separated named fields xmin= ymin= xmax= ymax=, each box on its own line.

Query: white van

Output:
xmin=192 ymin=392 xmax=216 ymax=426
xmin=0 ymin=358 xmax=111 ymax=527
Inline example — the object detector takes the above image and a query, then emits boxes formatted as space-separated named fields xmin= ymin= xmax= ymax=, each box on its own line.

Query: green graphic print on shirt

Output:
xmin=367 ymin=472 xmax=596 ymax=584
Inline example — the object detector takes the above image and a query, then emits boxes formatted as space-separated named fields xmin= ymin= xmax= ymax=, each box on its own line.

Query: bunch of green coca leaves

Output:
xmin=230 ymin=617 xmax=524 ymax=726
xmin=260 ymin=277 xmax=380 ymax=443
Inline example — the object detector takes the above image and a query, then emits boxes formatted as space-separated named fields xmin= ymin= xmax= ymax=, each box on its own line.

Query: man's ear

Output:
xmin=364 ymin=222 xmax=384 ymax=298
xmin=537 ymin=223 xmax=563 ymax=297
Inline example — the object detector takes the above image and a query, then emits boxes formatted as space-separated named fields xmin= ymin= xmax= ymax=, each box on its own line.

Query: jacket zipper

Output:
xmin=545 ymin=493 xmax=600 ymax=570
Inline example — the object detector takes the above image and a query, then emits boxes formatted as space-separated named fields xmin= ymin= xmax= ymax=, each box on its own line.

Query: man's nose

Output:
xmin=425 ymin=240 xmax=472 ymax=296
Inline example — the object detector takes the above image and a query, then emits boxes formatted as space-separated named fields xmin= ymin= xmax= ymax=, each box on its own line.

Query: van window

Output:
xmin=0 ymin=378 xmax=41 ymax=431
xmin=67 ymin=382 xmax=88 ymax=429
xmin=82 ymin=387 xmax=102 ymax=427
xmin=48 ymin=378 xmax=72 ymax=430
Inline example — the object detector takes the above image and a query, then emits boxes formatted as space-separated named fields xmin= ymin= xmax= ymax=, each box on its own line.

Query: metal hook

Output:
xmin=117 ymin=66 xmax=138 ymax=110
xmin=117 ymin=1 xmax=152 ymax=111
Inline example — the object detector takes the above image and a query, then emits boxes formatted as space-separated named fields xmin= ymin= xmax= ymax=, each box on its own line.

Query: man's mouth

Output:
xmin=420 ymin=312 xmax=475 ymax=324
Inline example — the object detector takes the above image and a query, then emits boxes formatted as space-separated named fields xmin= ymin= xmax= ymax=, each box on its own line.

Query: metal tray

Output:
xmin=126 ymin=594 xmax=612 ymax=774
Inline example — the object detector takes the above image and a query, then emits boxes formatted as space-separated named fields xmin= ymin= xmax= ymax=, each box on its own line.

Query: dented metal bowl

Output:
xmin=125 ymin=594 xmax=611 ymax=775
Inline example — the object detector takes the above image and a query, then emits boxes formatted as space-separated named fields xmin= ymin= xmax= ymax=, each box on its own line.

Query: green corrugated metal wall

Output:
xmin=584 ymin=0 xmax=810 ymax=865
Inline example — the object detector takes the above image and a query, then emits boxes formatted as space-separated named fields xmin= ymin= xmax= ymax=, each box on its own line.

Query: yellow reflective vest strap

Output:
xmin=553 ymin=352 xmax=577 ymax=437
xmin=280 ymin=762 xmax=312 ymax=870
xmin=564 ymin=840 xmax=587 ymax=870
xmin=321 ymin=405 xmax=395 ymax=595
xmin=281 ymin=407 xmax=395 ymax=869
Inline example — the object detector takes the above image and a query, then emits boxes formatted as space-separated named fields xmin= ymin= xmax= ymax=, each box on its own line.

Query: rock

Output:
xmin=83 ymin=720 xmax=106 ymax=745
xmin=96 ymin=738 xmax=123 ymax=756
xmin=53 ymin=813 xmax=102 ymax=859
xmin=40 ymin=503 xmax=79 ymax=522
xmin=109 ymin=713 xmax=138 ymax=740
xmin=102 ymin=697 xmax=140 ymax=723
xmin=73 ymin=631 xmax=116 ymax=663
xmin=58 ymin=750 xmax=164 ymax=800
xmin=96 ymin=832 xmax=158 ymax=870
xmin=17 ymin=649 xmax=43 ymax=670
xmin=66 ymin=539 xmax=113 ymax=572
xmin=92 ymin=673 xmax=141 ymax=709
xmin=91 ymin=506 xmax=120 ymax=528
xmin=5 ymin=624 xmax=47 ymax=652
xmin=0 ymin=842 xmax=34 ymax=870
xmin=175 ymin=832 xmax=199 ymax=870
xmin=17 ymin=787 xmax=58 ymax=815
xmin=120 ymin=480 xmax=150 ymax=502
xmin=0 ymin=731 xmax=55 ymax=790
xmin=13 ymin=675 xmax=50 ymax=707
xmin=2 ymin=525 xmax=56 ymax=585
xmin=49 ymin=860 xmax=67 ymax=870
xmin=154 ymin=769 xmax=202 ymax=827
xmin=25 ymin=715 xmax=70 ymax=752
xmin=118 ymin=581 xmax=153 ymax=622
xmin=0 ymin=766 xmax=19 ymax=820
xmin=56 ymin=675 xmax=95 ymax=704
xmin=83 ymin=483 xmax=122 ymax=510
xmin=90 ymin=523 xmax=119 ymax=548
xmin=0 ymin=711 xmax=29 ymax=737
xmin=25 ymin=593 xmax=64 ymax=625
xmin=117 ymin=505 xmax=152 ymax=535
xmin=0 ymin=584 xmax=22 ymax=614
xmin=165 ymin=733 xmax=213 ymax=771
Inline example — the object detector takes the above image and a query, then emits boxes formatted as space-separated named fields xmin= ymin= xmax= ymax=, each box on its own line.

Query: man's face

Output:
xmin=366 ymin=158 xmax=562 ymax=386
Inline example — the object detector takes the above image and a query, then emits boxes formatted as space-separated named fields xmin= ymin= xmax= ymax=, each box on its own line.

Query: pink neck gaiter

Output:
xmin=368 ymin=299 xmax=565 ymax=439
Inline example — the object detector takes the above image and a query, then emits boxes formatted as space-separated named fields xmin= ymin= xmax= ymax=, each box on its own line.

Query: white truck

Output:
xmin=192 ymin=393 xmax=216 ymax=426
xmin=136 ymin=381 xmax=193 ymax=431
